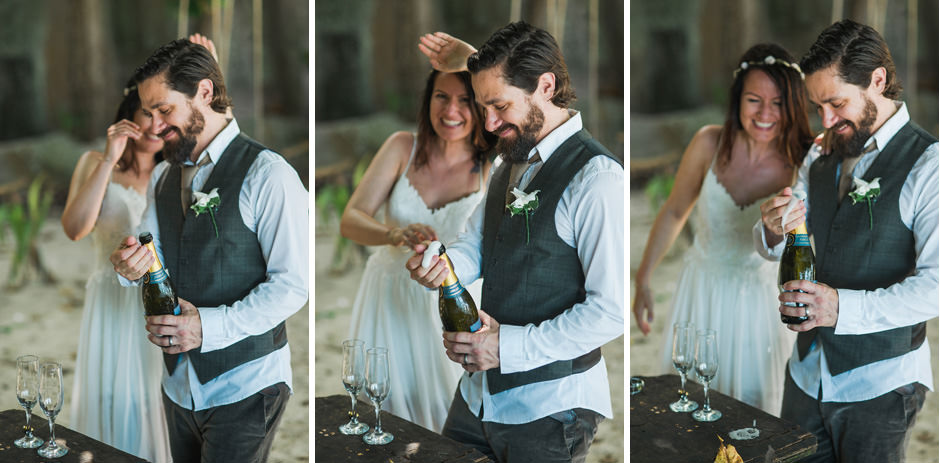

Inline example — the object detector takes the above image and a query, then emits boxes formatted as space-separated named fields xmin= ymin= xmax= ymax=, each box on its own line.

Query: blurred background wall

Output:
xmin=314 ymin=0 xmax=625 ymax=209
xmin=630 ymin=0 xmax=938 ymax=183
xmin=0 ymin=0 xmax=309 ymax=193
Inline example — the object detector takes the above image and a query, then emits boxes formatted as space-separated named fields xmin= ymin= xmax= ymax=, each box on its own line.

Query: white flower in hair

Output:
xmin=764 ymin=56 xmax=776 ymax=65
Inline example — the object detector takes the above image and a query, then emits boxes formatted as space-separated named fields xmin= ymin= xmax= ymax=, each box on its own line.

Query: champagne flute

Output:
xmin=668 ymin=322 xmax=699 ymax=412
xmin=339 ymin=339 xmax=370 ymax=435
xmin=37 ymin=361 xmax=68 ymax=458
xmin=362 ymin=347 xmax=393 ymax=445
xmin=14 ymin=355 xmax=43 ymax=448
xmin=692 ymin=330 xmax=722 ymax=422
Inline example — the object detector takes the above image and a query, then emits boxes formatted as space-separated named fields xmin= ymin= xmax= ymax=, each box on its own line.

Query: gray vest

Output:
xmin=481 ymin=129 xmax=621 ymax=394
xmin=155 ymin=133 xmax=287 ymax=384
xmin=801 ymin=121 xmax=933 ymax=375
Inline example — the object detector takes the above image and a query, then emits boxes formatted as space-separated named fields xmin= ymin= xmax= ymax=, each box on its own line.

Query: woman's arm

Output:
xmin=632 ymin=125 xmax=720 ymax=334
xmin=418 ymin=32 xmax=477 ymax=73
xmin=340 ymin=131 xmax=428 ymax=246
xmin=62 ymin=120 xmax=140 ymax=240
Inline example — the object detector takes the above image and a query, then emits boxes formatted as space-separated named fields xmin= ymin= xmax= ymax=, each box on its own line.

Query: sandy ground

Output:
xmin=628 ymin=186 xmax=940 ymax=462
xmin=0 ymin=213 xmax=310 ymax=463
xmin=313 ymin=216 xmax=626 ymax=463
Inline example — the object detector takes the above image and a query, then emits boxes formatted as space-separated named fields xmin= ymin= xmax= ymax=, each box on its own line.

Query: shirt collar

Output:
xmin=865 ymin=101 xmax=907 ymax=153
xmin=527 ymin=110 xmax=582 ymax=164
xmin=186 ymin=118 xmax=240 ymax=166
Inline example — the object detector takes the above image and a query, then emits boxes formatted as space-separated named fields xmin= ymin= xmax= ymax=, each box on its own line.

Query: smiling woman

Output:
xmin=338 ymin=68 xmax=495 ymax=433
xmin=632 ymin=42 xmax=814 ymax=416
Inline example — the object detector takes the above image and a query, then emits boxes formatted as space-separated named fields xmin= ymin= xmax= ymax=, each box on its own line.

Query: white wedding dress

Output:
xmin=659 ymin=162 xmax=796 ymax=415
xmin=69 ymin=182 xmax=172 ymax=462
xmin=348 ymin=139 xmax=485 ymax=432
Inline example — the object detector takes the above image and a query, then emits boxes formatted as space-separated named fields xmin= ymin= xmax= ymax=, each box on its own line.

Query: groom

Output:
xmin=408 ymin=22 xmax=624 ymax=462
xmin=109 ymin=39 xmax=308 ymax=462
xmin=757 ymin=20 xmax=937 ymax=463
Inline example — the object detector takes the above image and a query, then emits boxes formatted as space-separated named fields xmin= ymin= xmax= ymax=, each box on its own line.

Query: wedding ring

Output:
xmin=463 ymin=354 xmax=469 ymax=365
xmin=168 ymin=336 xmax=174 ymax=347
xmin=804 ymin=307 xmax=810 ymax=318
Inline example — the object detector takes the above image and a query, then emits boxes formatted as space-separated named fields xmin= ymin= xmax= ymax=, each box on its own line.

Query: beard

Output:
xmin=831 ymin=96 xmax=878 ymax=160
xmin=495 ymin=103 xmax=544 ymax=164
xmin=161 ymin=102 xmax=206 ymax=165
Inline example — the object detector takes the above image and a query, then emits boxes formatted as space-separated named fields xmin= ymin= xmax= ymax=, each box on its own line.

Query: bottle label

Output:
xmin=792 ymin=233 xmax=810 ymax=246
xmin=172 ymin=304 xmax=181 ymax=316
xmin=441 ymin=281 xmax=466 ymax=299
xmin=148 ymin=268 xmax=170 ymax=284
xmin=469 ymin=318 xmax=482 ymax=332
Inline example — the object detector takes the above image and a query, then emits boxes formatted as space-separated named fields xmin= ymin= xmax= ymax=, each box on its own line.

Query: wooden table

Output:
xmin=315 ymin=395 xmax=492 ymax=462
xmin=0 ymin=409 xmax=147 ymax=462
xmin=631 ymin=375 xmax=816 ymax=463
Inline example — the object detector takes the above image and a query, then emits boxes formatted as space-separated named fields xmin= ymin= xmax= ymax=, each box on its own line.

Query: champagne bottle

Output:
xmin=434 ymin=243 xmax=482 ymax=332
xmin=138 ymin=232 xmax=181 ymax=316
xmin=778 ymin=222 xmax=815 ymax=324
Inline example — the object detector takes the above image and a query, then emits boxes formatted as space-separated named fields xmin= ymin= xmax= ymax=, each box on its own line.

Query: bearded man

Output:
xmin=407 ymin=21 xmax=624 ymax=463
xmin=109 ymin=39 xmax=308 ymax=463
xmin=756 ymin=19 xmax=938 ymax=463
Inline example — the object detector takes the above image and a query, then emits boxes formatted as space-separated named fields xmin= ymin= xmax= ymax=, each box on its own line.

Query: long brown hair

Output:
xmin=114 ymin=79 xmax=164 ymax=175
xmin=717 ymin=43 xmax=813 ymax=168
xmin=414 ymin=70 xmax=495 ymax=171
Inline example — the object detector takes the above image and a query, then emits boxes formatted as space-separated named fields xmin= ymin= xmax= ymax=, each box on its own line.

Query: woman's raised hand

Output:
xmin=103 ymin=119 xmax=141 ymax=166
xmin=387 ymin=223 xmax=438 ymax=249
xmin=418 ymin=32 xmax=476 ymax=73
xmin=188 ymin=33 xmax=220 ymax=63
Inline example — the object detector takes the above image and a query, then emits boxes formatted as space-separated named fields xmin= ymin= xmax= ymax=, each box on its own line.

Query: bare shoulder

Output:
xmin=682 ymin=125 xmax=722 ymax=166
xmin=74 ymin=150 xmax=106 ymax=176
xmin=379 ymin=131 xmax=416 ymax=175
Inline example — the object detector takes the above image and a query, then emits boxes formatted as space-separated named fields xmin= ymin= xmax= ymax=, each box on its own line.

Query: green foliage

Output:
xmin=316 ymin=155 xmax=372 ymax=273
xmin=2 ymin=175 xmax=54 ymax=286
xmin=644 ymin=173 xmax=675 ymax=211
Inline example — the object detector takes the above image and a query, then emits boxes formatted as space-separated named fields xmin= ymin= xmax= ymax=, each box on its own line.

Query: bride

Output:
xmin=632 ymin=43 xmax=814 ymax=414
xmin=341 ymin=68 xmax=494 ymax=432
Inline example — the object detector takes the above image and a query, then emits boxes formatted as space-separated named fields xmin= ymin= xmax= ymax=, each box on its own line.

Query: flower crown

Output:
xmin=733 ymin=55 xmax=805 ymax=80
xmin=123 ymin=84 xmax=137 ymax=97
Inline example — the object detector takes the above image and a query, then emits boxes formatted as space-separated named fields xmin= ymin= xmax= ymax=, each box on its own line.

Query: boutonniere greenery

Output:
xmin=191 ymin=187 xmax=221 ymax=237
xmin=507 ymin=187 xmax=540 ymax=244
xmin=848 ymin=177 xmax=880 ymax=229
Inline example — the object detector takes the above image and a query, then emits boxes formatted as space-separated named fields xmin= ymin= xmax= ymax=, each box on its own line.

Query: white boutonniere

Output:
xmin=506 ymin=187 xmax=540 ymax=244
xmin=191 ymin=187 xmax=221 ymax=237
xmin=847 ymin=177 xmax=881 ymax=229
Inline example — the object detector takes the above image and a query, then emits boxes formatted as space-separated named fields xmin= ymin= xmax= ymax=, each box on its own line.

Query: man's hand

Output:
xmin=442 ymin=309 xmax=500 ymax=373
xmin=146 ymin=298 xmax=203 ymax=354
xmin=418 ymin=32 xmax=476 ymax=73
xmin=759 ymin=187 xmax=806 ymax=244
xmin=110 ymin=235 xmax=155 ymax=281
xmin=779 ymin=280 xmax=839 ymax=331
xmin=406 ymin=242 xmax=449 ymax=289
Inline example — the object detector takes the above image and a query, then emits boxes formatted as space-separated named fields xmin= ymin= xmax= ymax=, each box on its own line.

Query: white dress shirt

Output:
xmin=128 ymin=119 xmax=309 ymax=410
xmin=444 ymin=111 xmax=625 ymax=424
xmin=755 ymin=103 xmax=937 ymax=402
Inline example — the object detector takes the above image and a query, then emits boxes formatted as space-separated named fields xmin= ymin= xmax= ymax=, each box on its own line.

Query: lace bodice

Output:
xmin=383 ymin=139 xmax=484 ymax=246
xmin=687 ymin=165 xmax=772 ymax=268
xmin=89 ymin=182 xmax=147 ymax=272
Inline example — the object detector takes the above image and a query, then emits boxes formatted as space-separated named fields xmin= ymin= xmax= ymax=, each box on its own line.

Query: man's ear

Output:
xmin=196 ymin=78 xmax=214 ymax=107
xmin=868 ymin=66 xmax=887 ymax=96
xmin=536 ymin=72 xmax=556 ymax=103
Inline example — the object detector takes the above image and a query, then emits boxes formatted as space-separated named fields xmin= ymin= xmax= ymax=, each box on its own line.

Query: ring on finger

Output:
xmin=168 ymin=336 xmax=173 ymax=347
xmin=804 ymin=307 xmax=810 ymax=318
xmin=463 ymin=354 xmax=469 ymax=365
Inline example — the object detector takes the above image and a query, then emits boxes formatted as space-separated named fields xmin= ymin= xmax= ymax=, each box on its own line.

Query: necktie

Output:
xmin=505 ymin=152 xmax=542 ymax=206
xmin=837 ymin=143 xmax=877 ymax=200
xmin=181 ymin=156 xmax=212 ymax=215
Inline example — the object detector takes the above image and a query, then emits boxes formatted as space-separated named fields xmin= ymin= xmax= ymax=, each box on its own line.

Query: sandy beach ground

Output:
xmin=313 ymin=216 xmax=626 ymax=463
xmin=628 ymin=186 xmax=939 ymax=462
xmin=0 ymin=213 xmax=309 ymax=463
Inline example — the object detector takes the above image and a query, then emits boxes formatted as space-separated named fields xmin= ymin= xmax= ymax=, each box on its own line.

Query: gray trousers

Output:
xmin=780 ymin=367 xmax=925 ymax=463
xmin=441 ymin=388 xmax=603 ymax=463
xmin=162 ymin=382 xmax=290 ymax=463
